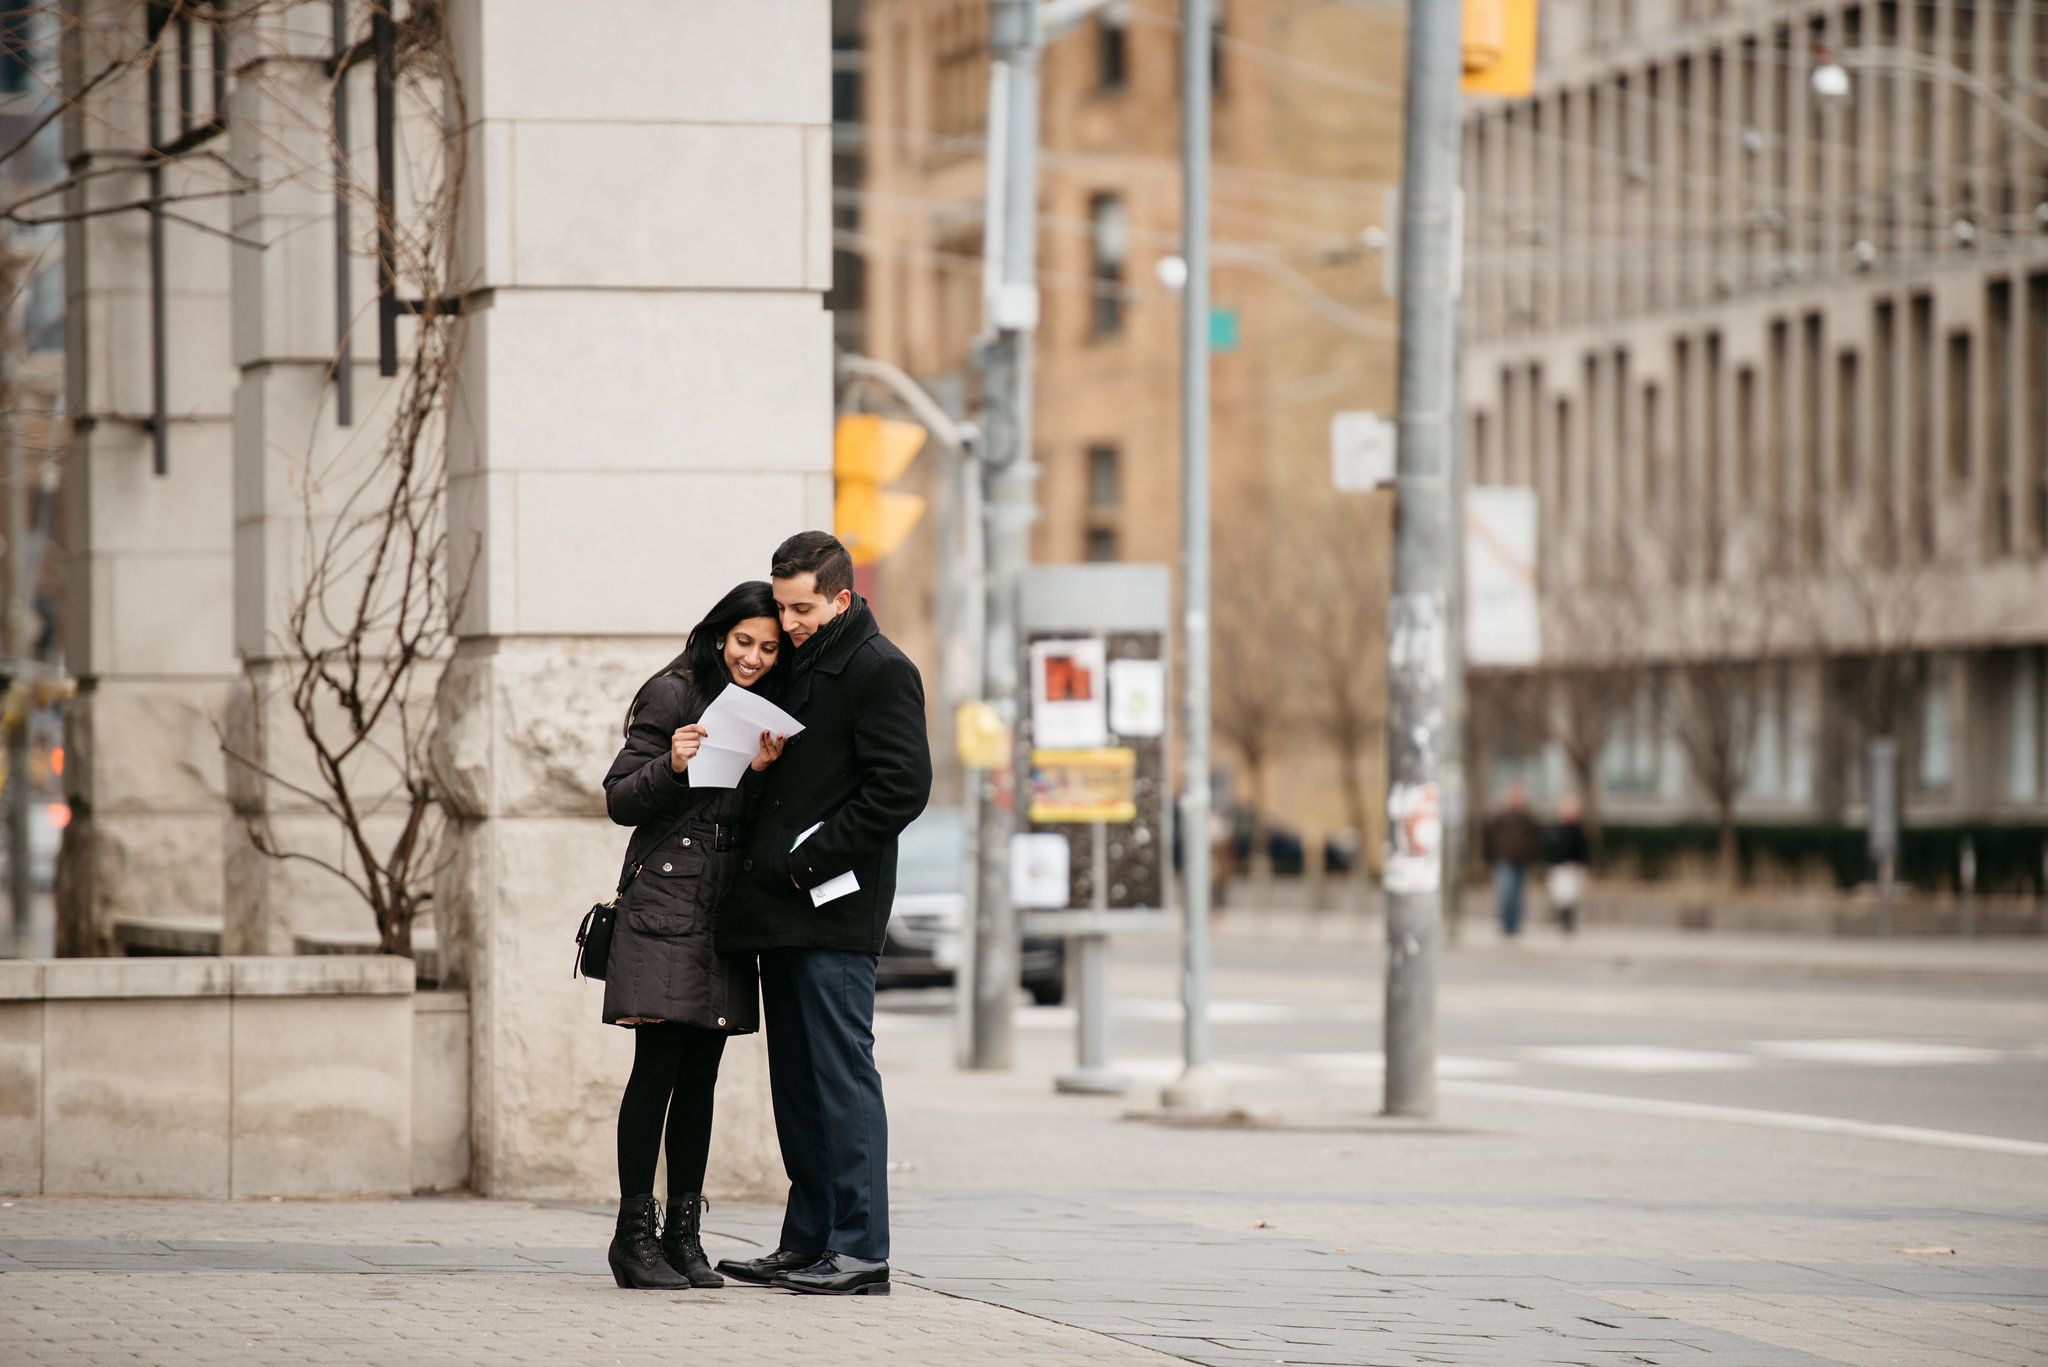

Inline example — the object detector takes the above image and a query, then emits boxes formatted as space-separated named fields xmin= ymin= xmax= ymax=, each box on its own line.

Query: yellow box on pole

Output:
xmin=1460 ymin=0 xmax=1538 ymax=98
xmin=833 ymin=414 xmax=929 ymax=565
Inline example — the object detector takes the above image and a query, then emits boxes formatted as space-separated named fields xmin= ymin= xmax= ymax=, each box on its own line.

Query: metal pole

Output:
xmin=830 ymin=354 xmax=986 ymax=1065
xmin=1161 ymin=0 xmax=1225 ymax=1114
xmin=0 ymin=250 xmax=24 ymax=952
xmin=969 ymin=0 xmax=1043 ymax=1070
xmin=332 ymin=0 xmax=354 ymax=426
xmin=1381 ymin=0 xmax=1464 ymax=1119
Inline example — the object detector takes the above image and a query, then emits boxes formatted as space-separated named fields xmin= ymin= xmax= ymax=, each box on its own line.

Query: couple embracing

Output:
xmin=598 ymin=531 xmax=931 ymax=1297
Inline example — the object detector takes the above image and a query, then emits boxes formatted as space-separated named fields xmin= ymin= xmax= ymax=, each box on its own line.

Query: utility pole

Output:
xmin=967 ymin=0 xmax=1044 ymax=1069
xmin=1380 ymin=0 xmax=1464 ymax=1118
xmin=1160 ymin=0 xmax=1226 ymax=1113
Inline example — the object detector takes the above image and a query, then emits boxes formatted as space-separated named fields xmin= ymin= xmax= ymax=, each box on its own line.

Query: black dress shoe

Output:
xmin=774 ymin=1251 xmax=890 ymax=1296
xmin=714 ymin=1247 xmax=820 ymax=1286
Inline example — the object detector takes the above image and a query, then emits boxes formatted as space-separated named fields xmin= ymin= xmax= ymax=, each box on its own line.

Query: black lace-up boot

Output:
xmin=661 ymin=1194 xmax=724 ymax=1288
xmin=608 ymin=1195 xmax=688 ymax=1289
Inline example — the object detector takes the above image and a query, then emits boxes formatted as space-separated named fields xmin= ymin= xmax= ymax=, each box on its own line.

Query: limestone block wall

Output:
xmin=0 ymin=956 xmax=420 ymax=1198
xmin=221 ymin=9 xmax=434 ymax=956
xmin=57 ymin=1 xmax=240 ymax=955
xmin=439 ymin=0 xmax=834 ymax=1199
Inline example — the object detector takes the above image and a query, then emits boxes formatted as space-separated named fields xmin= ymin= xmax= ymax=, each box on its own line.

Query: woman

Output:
xmin=601 ymin=582 xmax=789 ymax=1291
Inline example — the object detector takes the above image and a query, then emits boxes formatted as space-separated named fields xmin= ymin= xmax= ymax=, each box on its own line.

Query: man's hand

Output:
xmin=670 ymin=724 xmax=706 ymax=774
xmin=750 ymin=730 xmax=788 ymax=772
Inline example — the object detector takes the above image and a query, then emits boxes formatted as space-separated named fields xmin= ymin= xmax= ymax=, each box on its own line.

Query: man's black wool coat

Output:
xmin=716 ymin=595 xmax=932 ymax=955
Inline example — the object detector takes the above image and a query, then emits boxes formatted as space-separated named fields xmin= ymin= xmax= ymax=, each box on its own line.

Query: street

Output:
xmin=5 ymin=923 xmax=2041 ymax=1367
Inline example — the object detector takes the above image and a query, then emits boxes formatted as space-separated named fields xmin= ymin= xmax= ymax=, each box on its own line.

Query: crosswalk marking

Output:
xmin=1750 ymin=1039 xmax=2004 ymax=1066
xmin=1522 ymin=1044 xmax=1757 ymax=1072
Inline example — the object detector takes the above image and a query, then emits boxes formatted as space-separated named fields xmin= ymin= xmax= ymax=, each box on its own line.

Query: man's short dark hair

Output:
xmin=771 ymin=530 xmax=854 ymax=599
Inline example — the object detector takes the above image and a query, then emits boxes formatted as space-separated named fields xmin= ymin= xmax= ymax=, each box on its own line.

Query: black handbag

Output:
xmin=574 ymin=814 xmax=689 ymax=981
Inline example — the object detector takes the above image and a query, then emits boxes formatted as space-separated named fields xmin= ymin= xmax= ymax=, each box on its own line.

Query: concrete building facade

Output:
xmin=55 ymin=0 xmax=831 ymax=1196
xmin=1459 ymin=0 xmax=2048 ymax=881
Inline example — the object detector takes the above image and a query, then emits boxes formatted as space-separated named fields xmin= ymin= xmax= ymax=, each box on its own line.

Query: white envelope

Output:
xmin=792 ymin=821 xmax=860 ymax=907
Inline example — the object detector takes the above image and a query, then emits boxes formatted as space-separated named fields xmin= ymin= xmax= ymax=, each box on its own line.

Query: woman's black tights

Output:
xmin=617 ymin=1022 xmax=727 ymax=1201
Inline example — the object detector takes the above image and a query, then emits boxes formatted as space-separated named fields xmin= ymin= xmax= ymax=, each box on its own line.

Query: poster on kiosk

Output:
xmin=1015 ymin=565 xmax=1173 ymax=924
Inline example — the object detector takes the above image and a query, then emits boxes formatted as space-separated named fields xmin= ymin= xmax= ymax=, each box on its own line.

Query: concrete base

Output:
xmin=0 ymin=957 xmax=426 ymax=1198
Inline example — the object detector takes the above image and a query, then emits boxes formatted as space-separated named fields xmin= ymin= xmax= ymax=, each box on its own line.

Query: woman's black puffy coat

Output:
xmin=599 ymin=666 xmax=760 ymax=1034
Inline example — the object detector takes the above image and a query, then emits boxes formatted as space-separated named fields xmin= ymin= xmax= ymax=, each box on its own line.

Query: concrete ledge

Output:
xmin=1 ymin=960 xmax=468 ymax=1198
xmin=32 ymin=957 xmax=411 ymax=1000
xmin=0 ymin=961 xmax=43 ymax=1000
xmin=231 ymin=955 xmax=413 ymax=997
xmin=43 ymin=957 xmax=233 ymax=1000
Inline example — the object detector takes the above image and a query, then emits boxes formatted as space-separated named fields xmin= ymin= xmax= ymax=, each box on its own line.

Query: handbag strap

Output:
xmin=617 ymin=809 xmax=693 ymax=895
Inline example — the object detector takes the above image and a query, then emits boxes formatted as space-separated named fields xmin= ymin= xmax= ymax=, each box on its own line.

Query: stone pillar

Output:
xmin=438 ymin=0 xmax=833 ymax=1198
xmin=57 ymin=2 xmax=238 ymax=956
xmin=221 ymin=9 xmax=409 ymax=956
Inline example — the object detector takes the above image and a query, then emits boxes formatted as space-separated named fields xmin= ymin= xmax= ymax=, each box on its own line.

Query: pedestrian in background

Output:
xmin=600 ymin=581 xmax=790 ymax=1291
xmin=1546 ymin=794 xmax=1591 ymax=935
xmin=715 ymin=531 xmax=933 ymax=1298
xmin=1483 ymin=781 xmax=1543 ymax=937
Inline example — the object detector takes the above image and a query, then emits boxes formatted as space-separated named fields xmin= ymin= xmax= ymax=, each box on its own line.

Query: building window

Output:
xmin=0 ymin=0 xmax=35 ymax=95
xmin=1089 ymin=193 xmax=1126 ymax=338
xmin=1097 ymin=10 xmax=1127 ymax=91
xmin=2007 ymin=650 xmax=2044 ymax=803
xmin=1835 ymin=350 xmax=1859 ymax=496
xmin=1087 ymin=444 xmax=1120 ymax=509
xmin=1085 ymin=528 xmax=1119 ymax=562
xmin=1946 ymin=330 xmax=1972 ymax=485
xmin=1919 ymin=670 xmax=1954 ymax=792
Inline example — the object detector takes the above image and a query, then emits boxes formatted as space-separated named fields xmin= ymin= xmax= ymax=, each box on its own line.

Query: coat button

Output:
xmin=744 ymin=859 xmax=753 ymax=871
xmin=681 ymin=837 xmax=691 ymax=847
xmin=661 ymin=862 xmax=673 ymax=873
xmin=716 ymin=1017 xmax=727 ymax=1027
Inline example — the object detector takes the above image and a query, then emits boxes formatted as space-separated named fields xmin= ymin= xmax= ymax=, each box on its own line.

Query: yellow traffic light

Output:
xmin=1461 ymin=0 xmax=1537 ymax=98
xmin=833 ymin=414 xmax=929 ymax=566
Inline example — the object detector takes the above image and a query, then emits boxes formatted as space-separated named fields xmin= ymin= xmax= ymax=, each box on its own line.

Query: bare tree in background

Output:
xmin=1210 ymin=510 xmax=1288 ymax=875
xmin=1662 ymin=526 xmax=1792 ymax=886
xmin=1280 ymin=491 xmax=1391 ymax=868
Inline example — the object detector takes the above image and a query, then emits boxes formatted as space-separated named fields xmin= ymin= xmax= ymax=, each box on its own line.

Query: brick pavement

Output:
xmin=3 ymin=941 xmax=2042 ymax=1367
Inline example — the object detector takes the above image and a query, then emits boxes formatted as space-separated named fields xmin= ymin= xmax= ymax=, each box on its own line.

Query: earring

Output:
xmin=718 ymin=638 xmax=727 ymax=651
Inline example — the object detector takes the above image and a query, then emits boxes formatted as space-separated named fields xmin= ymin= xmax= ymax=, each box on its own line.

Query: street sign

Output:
xmin=1331 ymin=411 xmax=1396 ymax=491
xmin=1208 ymin=306 xmax=1239 ymax=353
xmin=1464 ymin=486 xmax=1540 ymax=665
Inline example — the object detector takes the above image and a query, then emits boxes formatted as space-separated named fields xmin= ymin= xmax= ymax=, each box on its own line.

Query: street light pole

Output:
xmin=1380 ymin=0 xmax=1464 ymax=1119
xmin=1160 ymin=0 xmax=1227 ymax=1114
xmin=968 ymin=0 xmax=1045 ymax=1070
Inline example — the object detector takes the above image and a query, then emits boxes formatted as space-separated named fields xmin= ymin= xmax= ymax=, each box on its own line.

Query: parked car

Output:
xmin=880 ymin=806 xmax=1065 ymax=1006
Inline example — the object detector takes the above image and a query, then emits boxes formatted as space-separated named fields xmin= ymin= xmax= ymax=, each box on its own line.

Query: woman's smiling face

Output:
xmin=723 ymin=616 xmax=781 ymax=687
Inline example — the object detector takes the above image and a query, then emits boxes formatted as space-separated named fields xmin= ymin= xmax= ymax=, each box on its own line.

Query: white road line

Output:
xmin=1522 ymin=1044 xmax=1757 ymax=1072
xmin=1751 ymin=1039 xmax=2004 ymax=1066
xmin=1443 ymin=1080 xmax=2048 ymax=1158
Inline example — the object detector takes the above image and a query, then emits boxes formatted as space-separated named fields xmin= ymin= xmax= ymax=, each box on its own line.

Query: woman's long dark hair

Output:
xmin=666 ymin=580 xmax=786 ymax=699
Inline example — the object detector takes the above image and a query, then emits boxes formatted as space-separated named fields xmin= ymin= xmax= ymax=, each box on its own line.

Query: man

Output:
xmin=1482 ymin=781 xmax=1543 ymax=937
xmin=713 ymin=531 xmax=932 ymax=1297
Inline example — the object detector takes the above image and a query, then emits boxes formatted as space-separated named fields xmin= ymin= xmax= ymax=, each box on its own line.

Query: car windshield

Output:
xmin=895 ymin=807 xmax=965 ymax=895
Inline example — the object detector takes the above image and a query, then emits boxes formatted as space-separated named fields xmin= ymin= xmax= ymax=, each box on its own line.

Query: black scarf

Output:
xmin=792 ymin=594 xmax=866 ymax=678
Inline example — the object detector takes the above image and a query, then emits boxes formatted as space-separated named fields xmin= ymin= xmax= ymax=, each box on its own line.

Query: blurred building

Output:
xmin=1460 ymin=0 xmax=2048 ymax=882
xmin=854 ymin=0 xmax=1406 ymax=867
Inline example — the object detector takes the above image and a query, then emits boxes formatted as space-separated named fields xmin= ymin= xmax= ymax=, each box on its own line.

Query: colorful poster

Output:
xmin=1029 ymin=747 xmax=1137 ymax=823
xmin=1029 ymin=638 xmax=1109 ymax=748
